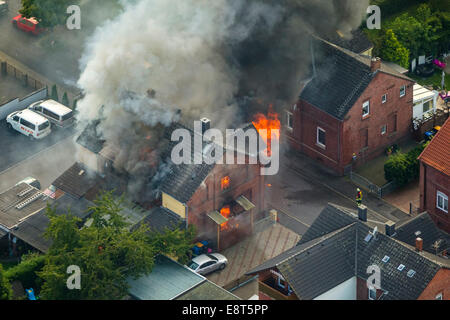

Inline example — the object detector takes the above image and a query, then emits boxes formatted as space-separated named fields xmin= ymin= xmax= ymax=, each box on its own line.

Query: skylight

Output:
xmin=407 ymin=270 xmax=416 ymax=278
xmin=382 ymin=256 xmax=390 ymax=263
xmin=414 ymin=231 xmax=421 ymax=237
xmin=397 ymin=264 xmax=406 ymax=271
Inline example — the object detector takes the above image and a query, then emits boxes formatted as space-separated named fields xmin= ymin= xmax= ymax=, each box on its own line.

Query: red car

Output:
xmin=12 ymin=14 xmax=43 ymax=35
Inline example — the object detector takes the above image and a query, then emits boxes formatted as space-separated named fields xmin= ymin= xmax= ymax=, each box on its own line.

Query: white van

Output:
xmin=6 ymin=109 xmax=51 ymax=140
xmin=28 ymin=99 xmax=74 ymax=128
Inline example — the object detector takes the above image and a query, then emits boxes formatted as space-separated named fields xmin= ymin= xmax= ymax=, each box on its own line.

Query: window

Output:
xmin=43 ymin=108 xmax=59 ymax=120
xmin=278 ymin=276 xmax=286 ymax=289
xmin=35 ymin=106 xmax=43 ymax=112
xmin=382 ymin=94 xmax=387 ymax=104
xmin=397 ymin=264 xmax=405 ymax=271
xmin=62 ymin=111 xmax=73 ymax=121
xmin=382 ymin=255 xmax=390 ymax=263
xmin=38 ymin=121 xmax=50 ymax=131
xmin=407 ymin=270 xmax=416 ymax=278
xmin=221 ymin=176 xmax=230 ymax=190
xmin=422 ymin=100 xmax=432 ymax=113
xmin=13 ymin=116 xmax=19 ymax=122
xmin=286 ymin=111 xmax=293 ymax=131
xmin=20 ymin=118 xmax=35 ymax=130
xmin=381 ymin=125 xmax=387 ymax=135
xmin=437 ymin=191 xmax=448 ymax=213
xmin=436 ymin=293 xmax=443 ymax=300
xmin=400 ymin=85 xmax=406 ymax=97
xmin=362 ymin=101 xmax=370 ymax=118
xmin=368 ymin=287 xmax=377 ymax=300
xmin=316 ymin=127 xmax=326 ymax=148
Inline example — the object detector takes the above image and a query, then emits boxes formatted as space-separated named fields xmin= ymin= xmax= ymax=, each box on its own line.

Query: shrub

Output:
xmin=61 ymin=92 xmax=69 ymax=107
xmin=384 ymin=143 xmax=427 ymax=186
xmin=0 ymin=264 xmax=12 ymax=300
xmin=50 ymin=85 xmax=59 ymax=102
xmin=5 ymin=253 xmax=45 ymax=290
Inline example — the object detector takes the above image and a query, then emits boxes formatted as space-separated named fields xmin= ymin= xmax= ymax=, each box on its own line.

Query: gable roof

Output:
xmin=134 ymin=206 xmax=185 ymax=233
xmin=418 ymin=118 xmax=450 ymax=176
xmin=247 ymin=204 xmax=449 ymax=300
xmin=52 ymin=163 xmax=97 ymax=199
xmin=300 ymin=38 xmax=413 ymax=120
xmin=394 ymin=212 xmax=450 ymax=255
xmin=319 ymin=29 xmax=373 ymax=55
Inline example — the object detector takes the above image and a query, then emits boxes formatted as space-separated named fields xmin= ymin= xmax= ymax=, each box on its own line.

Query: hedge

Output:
xmin=5 ymin=253 xmax=45 ymax=290
xmin=384 ymin=144 xmax=426 ymax=187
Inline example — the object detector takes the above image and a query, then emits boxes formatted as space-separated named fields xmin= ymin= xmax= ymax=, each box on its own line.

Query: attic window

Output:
xmin=414 ymin=231 xmax=422 ymax=237
xmin=397 ymin=264 xmax=405 ymax=271
xmin=382 ymin=256 xmax=390 ymax=263
xmin=407 ymin=269 xmax=416 ymax=278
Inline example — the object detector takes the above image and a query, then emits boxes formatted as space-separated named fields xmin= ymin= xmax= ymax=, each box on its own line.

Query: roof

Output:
xmin=318 ymin=29 xmax=373 ymax=54
xmin=247 ymin=204 xmax=449 ymax=300
xmin=76 ymin=120 xmax=105 ymax=154
xmin=300 ymin=38 xmax=413 ymax=120
xmin=52 ymin=163 xmax=97 ymax=199
xmin=0 ymin=228 xmax=6 ymax=239
xmin=176 ymin=280 xmax=240 ymax=300
xmin=413 ymin=84 xmax=437 ymax=103
xmin=11 ymin=194 xmax=94 ymax=252
xmin=394 ymin=212 xmax=450 ymax=255
xmin=135 ymin=206 xmax=184 ymax=233
xmin=127 ymin=255 xmax=205 ymax=300
xmin=0 ymin=183 xmax=47 ymax=230
xmin=39 ymin=99 xmax=72 ymax=115
xmin=418 ymin=118 xmax=450 ymax=176
xmin=15 ymin=109 xmax=48 ymax=125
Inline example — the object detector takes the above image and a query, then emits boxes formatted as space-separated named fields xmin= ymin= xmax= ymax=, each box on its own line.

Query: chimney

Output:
xmin=415 ymin=237 xmax=423 ymax=252
xmin=358 ymin=205 xmax=367 ymax=222
xmin=385 ymin=220 xmax=396 ymax=237
xmin=200 ymin=118 xmax=211 ymax=135
xmin=371 ymin=57 xmax=381 ymax=72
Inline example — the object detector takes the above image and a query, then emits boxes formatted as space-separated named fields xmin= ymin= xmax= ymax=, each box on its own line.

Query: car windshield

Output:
xmin=38 ymin=121 xmax=50 ymax=131
xmin=206 ymin=254 xmax=218 ymax=261
xmin=188 ymin=261 xmax=199 ymax=270
xmin=62 ymin=111 xmax=73 ymax=121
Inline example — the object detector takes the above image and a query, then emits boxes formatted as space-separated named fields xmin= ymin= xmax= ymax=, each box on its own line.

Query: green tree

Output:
xmin=50 ymin=84 xmax=58 ymax=101
xmin=0 ymin=264 xmax=12 ymax=300
xmin=61 ymin=92 xmax=69 ymax=107
xmin=379 ymin=29 xmax=410 ymax=69
xmin=20 ymin=0 xmax=77 ymax=28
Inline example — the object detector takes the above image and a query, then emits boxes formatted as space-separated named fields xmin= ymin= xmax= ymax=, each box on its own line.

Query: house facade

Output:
xmin=419 ymin=118 xmax=450 ymax=233
xmin=285 ymin=38 xmax=415 ymax=175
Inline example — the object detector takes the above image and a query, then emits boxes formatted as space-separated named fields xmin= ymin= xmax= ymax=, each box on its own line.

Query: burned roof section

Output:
xmin=76 ymin=120 xmax=106 ymax=154
xmin=318 ymin=29 xmax=373 ymax=55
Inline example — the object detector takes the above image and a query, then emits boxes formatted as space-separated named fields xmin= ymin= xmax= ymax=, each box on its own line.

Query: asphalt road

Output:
xmin=0 ymin=120 xmax=75 ymax=172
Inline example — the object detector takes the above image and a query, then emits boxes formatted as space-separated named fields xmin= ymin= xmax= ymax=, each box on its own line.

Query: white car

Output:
xmin=187 ymin=253 xmax=228 ymax=275
xmin=28 ymin=99 xmax=74 ymax=128
xmin=6 ymin=109 xmax=51 ymax=140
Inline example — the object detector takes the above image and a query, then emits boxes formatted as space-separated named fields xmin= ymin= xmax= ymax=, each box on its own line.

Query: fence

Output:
xmin=349 ymin=171 xmax=397 ymax=198
xmin=0 ymin=87 xmax=48 ymax=120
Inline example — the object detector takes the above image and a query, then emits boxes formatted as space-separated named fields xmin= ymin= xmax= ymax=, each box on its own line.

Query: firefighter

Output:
xmin=356 ymin=188 xmax=363 ymax=206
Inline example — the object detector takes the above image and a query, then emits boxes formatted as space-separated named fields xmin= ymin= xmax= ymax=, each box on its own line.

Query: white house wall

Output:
xmin=313 ymin=277 xmax=357 ymax=300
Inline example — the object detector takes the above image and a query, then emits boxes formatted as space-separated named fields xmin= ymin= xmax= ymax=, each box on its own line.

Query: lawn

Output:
xmin=408 ymin=70 xmax=450 ymax=91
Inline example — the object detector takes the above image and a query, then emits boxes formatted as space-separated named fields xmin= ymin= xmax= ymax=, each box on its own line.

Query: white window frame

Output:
xmin=382 ymin=94 xmax=387 ymax=104
xmin=362 ymin=101 xmax=370 ymax=118
xmin=316 ymin=127 xmax=326 ymax=148
xmin=400 ymin=85 xmax=406 ymax=97
xmin=435 ymin=293 xmax=443 ymax=300
xmin=436 ymin=191 xmax=448 ymax=213
xmin=381 ymin=125 xmax=387 ymax=135
xmin=286 ymin=111 xmax=293 ymax=131
xmin=368 ymin=287 xmax=377 ymax=300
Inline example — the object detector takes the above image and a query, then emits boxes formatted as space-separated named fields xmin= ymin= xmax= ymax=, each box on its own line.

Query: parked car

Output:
xmin=187 ymin=253 xmax=228 ymax=275
xmin=6 ymin=109 xmax=51 ymax=140
xmin=28 ymin=99 xmax=74 ymax=128
xmin=12 ymin=14 xmax=43 ymax=35
xmin=0 ymin=1 xmax=8 ymax=16
xmin=16 ymin=177 xmax=41 ymax=190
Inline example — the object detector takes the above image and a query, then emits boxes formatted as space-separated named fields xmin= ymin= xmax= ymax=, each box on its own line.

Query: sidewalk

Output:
xmin=384 ymin=181 xmax=420 ymax=214
xmin=284 ymin=150 xmax=410 ymax=224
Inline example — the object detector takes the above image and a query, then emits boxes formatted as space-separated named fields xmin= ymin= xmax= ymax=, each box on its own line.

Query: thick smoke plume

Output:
xmin=75 ymin=0 xmax=369 ymax=200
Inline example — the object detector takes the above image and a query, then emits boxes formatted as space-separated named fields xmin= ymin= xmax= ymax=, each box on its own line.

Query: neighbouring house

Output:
xmin=247 ymin=204 xmax=450 ymax=300
xmin=413 ymin=84 xmax=439 ymax=126
xmin=419 ymin=118 xmax=450 ymax=233
xmin=285 ymin=37 xmax=416 ymax=175
xmin=127 ymin=254 xmax=239 ymax=300
xmin=74 ymin=119 xmax=265 ymax=251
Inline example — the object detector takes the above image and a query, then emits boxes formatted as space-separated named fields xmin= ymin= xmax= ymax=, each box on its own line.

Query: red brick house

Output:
xmin=285 ymin=38 xmax=415 ymax=175
xmin=419 ymin=118 xmax=450 ymax=233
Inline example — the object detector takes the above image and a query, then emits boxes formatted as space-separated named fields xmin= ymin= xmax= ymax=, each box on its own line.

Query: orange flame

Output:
xmin=220 ymin=206 xmax=231 ymax=231
xmin=252 ymin=105 xmax=281 ymax=156
xmin=221 ymin=176 xmax=230 ymax=190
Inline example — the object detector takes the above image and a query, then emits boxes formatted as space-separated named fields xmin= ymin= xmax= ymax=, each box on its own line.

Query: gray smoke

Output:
xmin=75 ymin=0 xmax=369 ymax=201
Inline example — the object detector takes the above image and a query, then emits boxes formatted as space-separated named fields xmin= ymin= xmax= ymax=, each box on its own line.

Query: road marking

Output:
xmin=0 ymin=132 xmax=76 ymax=177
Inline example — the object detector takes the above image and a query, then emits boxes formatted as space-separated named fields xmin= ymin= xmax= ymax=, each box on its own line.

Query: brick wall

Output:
xmin=286 ymin=71 xmax=414 ymax=175
xmin=418 ymin=269 xmax=450 ymax=300
xmin=356 ymin=277 xmax=383 ymax=300
xmin=420 ymin=163 xmax=450 ymax=233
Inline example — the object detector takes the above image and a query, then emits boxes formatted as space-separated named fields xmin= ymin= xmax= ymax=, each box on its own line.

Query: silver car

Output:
xmin=187 ymin=253 xmax=228 ymax=275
